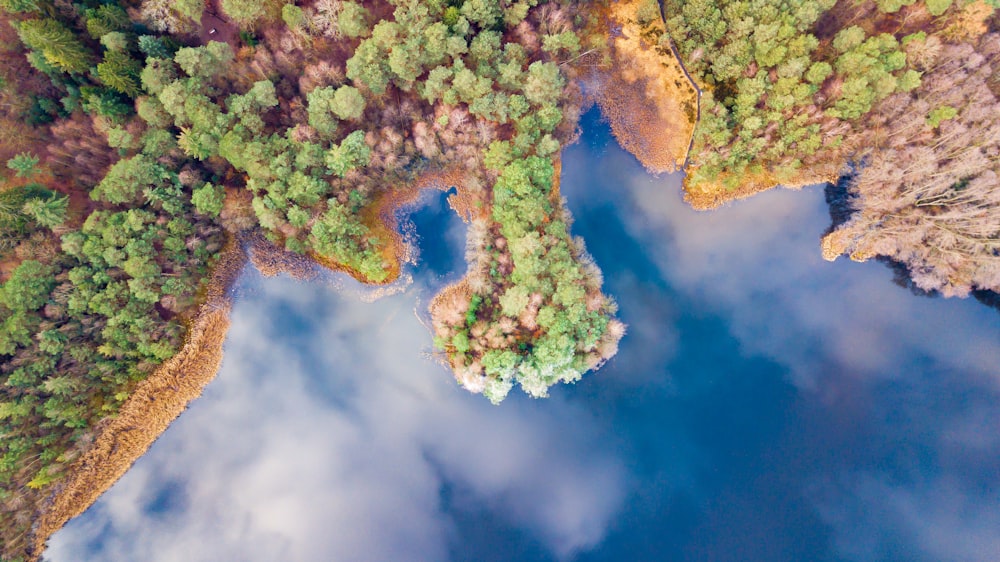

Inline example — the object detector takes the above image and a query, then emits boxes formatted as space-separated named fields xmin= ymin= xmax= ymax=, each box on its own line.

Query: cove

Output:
xmin=47 ymin=111 xmax=1000 ymax=562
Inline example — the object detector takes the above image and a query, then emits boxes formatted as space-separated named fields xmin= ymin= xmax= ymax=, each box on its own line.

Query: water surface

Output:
xmin=49 ymin=111 xmax=1000 ymax=562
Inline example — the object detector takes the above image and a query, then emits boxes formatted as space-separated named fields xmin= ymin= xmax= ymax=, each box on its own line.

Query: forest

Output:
xmin=0 ymin=0 xmax=997 ymax=560
xmin=0 ymin=1 xmax=621 ymax=558
xmin=654 ymin=0 xmax=999 ymax=296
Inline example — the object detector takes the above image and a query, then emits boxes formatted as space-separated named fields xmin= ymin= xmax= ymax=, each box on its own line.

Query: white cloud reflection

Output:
xmin=47 ymin=118 xmax=1000 ymax=562
xmin=47 ymin=271 xmax=630 ymax=562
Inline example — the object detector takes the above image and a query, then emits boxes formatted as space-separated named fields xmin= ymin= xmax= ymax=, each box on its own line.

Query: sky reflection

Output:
xmin=48 ymin=111 xmax=999 ymax=562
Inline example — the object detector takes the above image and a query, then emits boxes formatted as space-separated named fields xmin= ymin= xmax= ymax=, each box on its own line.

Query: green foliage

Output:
xmin=461 ymin=0 xmax=502 ymax=29
xmin=0 ymin=0 xmax=40 ymax=13
xmin=927 ymin=105 xmax=957 ymax=128
xmin=306 ymin=86 xmax=341 ymax=136
xmin=0 ymin=260 xmax=54 ymax=312
xmin=282 ymin=3 xmax=305 ymax=28
xmin=875 ymin=0 xmax=916 ymax=12
xmin=97 ymin=51 xmax=143 ymax=97
xmin=85 ymin=5 xmax=131 ymax=40
xmin=523 ymin=61 xmax=564 ymax=106
xmin=310 ymin=199 xmax=386 ymax=281
xmin=663 ymin=0 xmax=916 ymax=185
xmin=338 ymin=2 xmax=371 ymax=38
xmin=326 ymin=130 xmax=370 ymax=177
xmin=174 ymin=42 xmax=234 ymax=79
xmin=833 ymin=26 xmax=866 ymax=53
xmin=221 ymin=0 xmax=269 ymax=29
xmin=925 ymin=0 xmax=952 ymax=16
xmin=346 ymin=38 xmax=391 ymax=94
xmin=191 ymin=183 xmax=225 ymax=217
xmin=805 ymin=61 xmax=832 ymax=84
xmin=91 ymin=154 xmax=171 ymax=204
xmin=138 ymin=35 xmax=175 ymax=59
xmin=0 ymin=184 xmax=50 ymax=243
xmin=331 ymin=85 xmax=366 ymax=120
xmin=15 ymin=19 xmax=94 ymax=74
xmin=6 ymin=153 xmax=39 ymax=179
xmin=22 ymin=193 xmax=68 ymax=229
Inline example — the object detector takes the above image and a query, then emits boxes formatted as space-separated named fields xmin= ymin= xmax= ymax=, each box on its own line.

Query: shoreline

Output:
xmin=27 ymin=167 xmax=474 ymax=558
xmin=683 ymin=167 xmax=842 ymax=211
xmin=28 ymin=238 xmax=246 ymax=559
xmin=23 ymin=4 xmax=837 ymax=553
xmin=591 ymin=0 xmax=698 ymax=175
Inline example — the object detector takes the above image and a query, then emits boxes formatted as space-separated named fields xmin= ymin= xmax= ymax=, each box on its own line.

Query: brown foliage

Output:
xmin=823 ymin=35 xmax=1000 ymax=296
xmin=48 ymin=114 xmax=117 ymax=189
xmin=591 ymin=0 xmax=698 ymax=174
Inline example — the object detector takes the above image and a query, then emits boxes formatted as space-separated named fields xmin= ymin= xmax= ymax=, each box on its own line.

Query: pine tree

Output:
xmin=97 ymin=50 xmax=142 ymax=97
xmin=15 ymin=18 xmax=94 ymax=74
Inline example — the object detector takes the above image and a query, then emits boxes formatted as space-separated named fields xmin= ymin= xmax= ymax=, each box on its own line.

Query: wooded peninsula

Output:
xmin=0 ymin=0 xmax=997 ymax=559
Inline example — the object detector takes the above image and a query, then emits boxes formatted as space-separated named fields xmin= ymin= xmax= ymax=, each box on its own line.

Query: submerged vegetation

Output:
xmin=0 ymin=0 xmax=997 ymax=559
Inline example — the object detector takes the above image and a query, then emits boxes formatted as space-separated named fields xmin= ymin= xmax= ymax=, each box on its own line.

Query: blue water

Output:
xmin=48 ymin=111 xmax=1000 ymax=562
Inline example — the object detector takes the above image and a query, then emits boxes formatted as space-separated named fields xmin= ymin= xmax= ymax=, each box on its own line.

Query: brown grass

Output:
xmin=683 ymin=164 xmax=842 ymax=210
xmin=593 ymin=0 xmax=698 ymax=173
xmin=27 ymin=239 xmax=246 ymax=560
xmin=941 ymin=0 xmax=994 ymax=41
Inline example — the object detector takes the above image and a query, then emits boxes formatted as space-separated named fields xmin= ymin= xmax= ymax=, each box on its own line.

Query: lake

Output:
xmin=48 ymin=111 xmax=1000 ymax=562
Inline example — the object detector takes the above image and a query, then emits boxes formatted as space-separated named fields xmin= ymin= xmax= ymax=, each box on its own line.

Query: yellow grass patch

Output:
xmin=596 ymin=0 xmax=698 ymax=173
xmin=683 ymin=163 xmax=842 ymax=210
xmin=941 ymin=0 xmax=995 ymax=41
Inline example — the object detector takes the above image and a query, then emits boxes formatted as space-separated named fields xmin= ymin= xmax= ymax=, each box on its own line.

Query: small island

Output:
xmin=0 ymin=0 xmax=997 ymax=560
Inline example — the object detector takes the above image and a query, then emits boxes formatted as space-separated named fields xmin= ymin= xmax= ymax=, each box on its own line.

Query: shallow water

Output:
xmin=48 ymin=111 xmax=1000 ymax=562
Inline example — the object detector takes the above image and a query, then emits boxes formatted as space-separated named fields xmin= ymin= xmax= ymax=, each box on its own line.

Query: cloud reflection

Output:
xmin=48 ymin=113 xmax=1000 ymax=562
xmin=48 ymin=254 xmax=630 ymax=562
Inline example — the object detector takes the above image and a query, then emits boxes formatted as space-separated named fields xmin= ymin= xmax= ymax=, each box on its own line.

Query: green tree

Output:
xmin=85 ymin=5 xmax=131 ymax=39
xmin=346 ymin=41 xmax=390 ymax=94
xmin=0 ymin=0 xmax=41 ymax=13
xmin=174 ymin=42 xmax=233 ymax=79
xmin=331 ymin=85 xmax=366 ymax=120
xmin=22 ymin=194 xmax=68 ymax=228
xmin=221 ymin=0 xmax=270 ymax=29
xmin=282 ymin=3 xmax=305 ymax=28
xmin=15 ymin=19 xmax=94 ymax=74
xmin=0 ymin=260 xmax=55 ymax=311
xmin=91 ymin=154 xmax=169 ymax=204
xmin=338 ymin=2 xmax=370 ymax=38
xmin=833 ymin=26 xmax=866 ymax=53
xmin=523 ymin=61 xmax=564 ymax=106
xmin=191 ymin=183 xmax=224 ymax=216
xmin=97 ymin=51 xmax=143 ymax=97
xmin=461 ymin=0 xmax=501 ymax=29
xmin=7 ymin=152 xmax=39 ymax=178
xmin=805 ymin=61 xmax=832 ymax=84
xmin=326 ymin=130 xmax=370 ymax=177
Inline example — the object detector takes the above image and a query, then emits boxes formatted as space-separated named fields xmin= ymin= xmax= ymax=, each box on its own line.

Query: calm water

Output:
xmin=48 ymin=112 xmax=1000 ymax=562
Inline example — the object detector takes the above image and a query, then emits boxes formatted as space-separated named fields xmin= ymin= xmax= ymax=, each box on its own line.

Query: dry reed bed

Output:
xmin=683 ymin=165 xmax=843 ymax=210
xmin=592 ymin=0 xmax=698 ymax=174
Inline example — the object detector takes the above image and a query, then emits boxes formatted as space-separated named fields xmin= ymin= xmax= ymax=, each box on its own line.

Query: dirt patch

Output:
xmin=592 ymin=0 xmax=698 ymax=173
xmin=200 ymin=0 xmax=241 ymax=48
xmin=28 ymin=239 xmax=246 ymax=559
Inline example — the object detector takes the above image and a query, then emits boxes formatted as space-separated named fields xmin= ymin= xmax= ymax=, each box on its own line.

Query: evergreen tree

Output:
xmin=6 ymin=152 xmax=39 ymax=178
xmin=16 ymin=19 xmax=94 ymax=74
